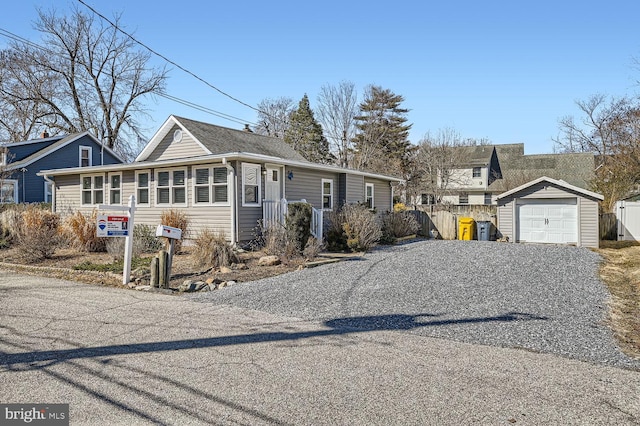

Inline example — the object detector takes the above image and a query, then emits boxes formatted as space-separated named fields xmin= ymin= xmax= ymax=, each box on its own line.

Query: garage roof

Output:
xmin=496 ymin=176 xmax=604 ymax=201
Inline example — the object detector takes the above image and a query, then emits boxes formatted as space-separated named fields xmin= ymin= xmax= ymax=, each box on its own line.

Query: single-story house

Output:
xmin=1 ymin=132 xmax=123 ymax=203
xmin=39 ymin=115 xmax=402 ymax=243
xmin=496 ymin=176 xmax=603 ymax=248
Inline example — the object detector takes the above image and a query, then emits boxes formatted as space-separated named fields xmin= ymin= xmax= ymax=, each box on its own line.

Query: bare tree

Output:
xmin=410 ymin=128 xmax=470 ymax=204
xmin=316 ymin=81 xmax=358 ymax=168
xmin=252 ymin=97 xmax=294 ymax=138
xmin=0 ymin=7 xmax=167 ymax=158
xmin=554 ymin=94 xmax=640 ymax=211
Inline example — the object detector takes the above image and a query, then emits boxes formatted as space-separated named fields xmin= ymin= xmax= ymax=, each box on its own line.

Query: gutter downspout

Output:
xmin=43 ymin=174 xmax=55 ymax=213
xmin=222 ymin=158 xmax=237 ymax=245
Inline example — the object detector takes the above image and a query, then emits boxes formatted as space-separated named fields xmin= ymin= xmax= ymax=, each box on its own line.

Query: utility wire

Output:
xmin=0 ymin=26 xmax=258 ymax=128
xmin=76 ymin=0 xmax=262 ymax=114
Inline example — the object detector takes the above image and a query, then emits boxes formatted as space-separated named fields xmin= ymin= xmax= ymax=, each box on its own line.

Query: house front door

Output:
xmin=264 ymin=165 xmax=282 ymax=202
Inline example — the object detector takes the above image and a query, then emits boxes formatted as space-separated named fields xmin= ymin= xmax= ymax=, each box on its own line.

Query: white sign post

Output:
xmin=98 ymin=195 xmax=136 ymax=285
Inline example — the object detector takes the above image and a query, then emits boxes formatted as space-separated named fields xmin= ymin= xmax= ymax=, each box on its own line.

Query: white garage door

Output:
xmin=517 ymin=199 xmax=578 ymax=244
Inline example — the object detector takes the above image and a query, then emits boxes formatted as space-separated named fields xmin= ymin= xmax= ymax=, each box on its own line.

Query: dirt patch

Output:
xmin=596 ymin=241 xmax=640 ymax=359
xmin=0 ymin=246 xmax=304 ymax=290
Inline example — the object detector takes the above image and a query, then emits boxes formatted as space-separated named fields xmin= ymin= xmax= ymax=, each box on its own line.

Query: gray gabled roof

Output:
xmin=488 ymin=152 xmax=595 ymax=192
xmin=496 ymin=176 xmax=603 ymax=201
xmin=136 ymin=115 xmax=307 ymax=162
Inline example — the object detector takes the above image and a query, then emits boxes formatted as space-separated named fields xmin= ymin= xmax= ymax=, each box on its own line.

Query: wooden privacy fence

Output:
xmin=409 ymin=205 xmax=619 ymax=241
xmin=408 ymin=206 xmax=497 ymax=240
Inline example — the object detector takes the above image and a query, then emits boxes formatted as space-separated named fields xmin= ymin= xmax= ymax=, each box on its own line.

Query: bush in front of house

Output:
xmin=326 ymin=203 xmax=381 ymax=253
xmin=105 ymin=224 xmax=163 ymax=261
xmin=191 ymin=228 xmax=238 ymax=270
xmin=380 ymin=211 xmax=420 ymax=244
xmin=160 ymin=209 xmax=189 ymax=253
xmin=251 ymin=221 xmax=299 ymax=261
xmin=15 ymin=205 xmax=61 ymax=261
xmin=63 ymin=210 xmax=107 ymax=252
xmin=0 ymin=204 xmax=27 ymax=245
xmin=285 ymin=202 xmax=312 ymax=254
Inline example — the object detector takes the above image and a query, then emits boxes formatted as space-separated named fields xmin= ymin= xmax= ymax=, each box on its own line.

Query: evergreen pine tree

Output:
xmin=352 ymin=86 xmax=412 ymax=175
xmin=284 ymin=95 xmax=333 ymax=164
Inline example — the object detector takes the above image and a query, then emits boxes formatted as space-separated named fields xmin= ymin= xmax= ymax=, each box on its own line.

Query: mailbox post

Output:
xmin=156 ymin=225 xmax=182 ymax=286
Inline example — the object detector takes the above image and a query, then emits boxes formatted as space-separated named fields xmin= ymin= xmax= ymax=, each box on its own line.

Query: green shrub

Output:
xmin=160 ymin=209 xmax=189 ymax=253
xmin=285 ymin=202 xmax=312 ymax=254
xmin=191 ymin=228 xmax=238 ymax=270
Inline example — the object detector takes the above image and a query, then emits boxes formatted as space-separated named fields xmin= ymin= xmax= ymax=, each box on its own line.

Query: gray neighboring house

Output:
xmin=39 ymin=115 xmax=402 ymax=243
xmin=0 ymin=132 xmax=123 ymax=204
xmin=496 ymin=176 xmax=603 ymax=248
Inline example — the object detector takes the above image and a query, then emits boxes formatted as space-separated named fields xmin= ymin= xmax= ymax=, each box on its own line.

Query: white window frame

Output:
xmin=44 ymin=180 xmax=53 ymax=203
xmin=79 ymin=145 xmax=92 ymax=167
xmin=80 ymin=174 xmax=105 ymax=205
xmin=242 ymin=163 xmax=261 ymax=207
xmin=365 ymin=183 xmax=374 ymax=210
xmin=321 ymin=178 xmax=333 ymax=210
xmin=193 ymin=165 xmax=230 ymax=206
xmin=0 ymin=179 xmax=18 ymax=203
xmin=1 ymin=151 xmax=6 ymax=166
xmin=459 ymin=193 xmax=469 ymax=205
xmin=484 ymin=192 xmax=492 ymax=205
xmin=108 ymin=172 xmax=122 ymax=205
xmin=154 ymin=167 xmax=188 ymax=207
xmin=135 ymin=170 xmax=151 ymax=207
xmin=472 ymin=167 xmax=482 ymax=178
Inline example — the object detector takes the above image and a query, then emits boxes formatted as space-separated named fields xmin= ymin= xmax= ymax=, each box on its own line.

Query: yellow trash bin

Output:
xmin=458 ymin=217 xmax=476 ymax=240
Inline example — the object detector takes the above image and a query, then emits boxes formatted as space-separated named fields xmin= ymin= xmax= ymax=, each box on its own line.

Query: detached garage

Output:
xmin=496 ymin=176 xmax=604 ymax=248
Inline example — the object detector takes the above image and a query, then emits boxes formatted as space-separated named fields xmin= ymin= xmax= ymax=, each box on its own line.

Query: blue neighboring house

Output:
xmin=0 ymin=131 xmax=124 ymax=203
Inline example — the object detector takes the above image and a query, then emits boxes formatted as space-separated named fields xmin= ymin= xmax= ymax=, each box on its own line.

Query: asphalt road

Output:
xmin=1 ymin=265 xmax=639 ymax=424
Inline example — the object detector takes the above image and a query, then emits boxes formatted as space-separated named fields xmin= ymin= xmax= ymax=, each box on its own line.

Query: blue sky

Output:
xmin=2 ymin=1 xmax=640 ymax=154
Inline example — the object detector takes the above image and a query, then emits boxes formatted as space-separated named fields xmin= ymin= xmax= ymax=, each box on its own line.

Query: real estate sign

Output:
xmin=96 ymin=214 xmax=129 ymax=237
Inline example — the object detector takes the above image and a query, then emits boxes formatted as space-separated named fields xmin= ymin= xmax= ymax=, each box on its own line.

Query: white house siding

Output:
xmin=578 ymin=197 xmax=599 ymax=248
xmin=468 ymin=193 xmax=485 ymax=205
xmin=497 ymin=198 xmax=515 ymax=239
xmin=145 ymin=125 xmax=208 ymax=162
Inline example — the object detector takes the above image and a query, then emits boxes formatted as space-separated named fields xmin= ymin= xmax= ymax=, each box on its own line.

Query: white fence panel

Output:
xmin=616 ymin=201 xmax=640 ymax=241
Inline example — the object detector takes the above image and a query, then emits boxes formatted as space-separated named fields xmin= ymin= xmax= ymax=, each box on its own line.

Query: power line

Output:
xmin=0 ymin=26 xmax=258 ymax=129
xmin=76 ymin=0 xmax=262 ymax=114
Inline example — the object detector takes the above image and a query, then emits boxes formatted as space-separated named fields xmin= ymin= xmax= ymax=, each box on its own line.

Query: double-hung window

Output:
xmin=322 ymin=179 xmax=333 ymax=210
xmin=242 ymin=163 xmax=261 ymax=206
xmin=79 ymin=146 xmax=92 ymax=167
xmin=136 ymin=170 xmax=150 ymax=206
xmin=365 ymin=183 xmax=374 ymax=209
xmin=194 ymin=166 xmax=228 ymax=205
xmin=472 ymin=167 xmax=482 ymax=178
xmin=155 ymin=168 xmax=187 ymax=206
xmin=0 ymin=179 xmax=18 ymax=203
xmin=81 ymin=174 xmax=104 ymax=205
xmin=109 ymin=173 xmax=121 ymax=205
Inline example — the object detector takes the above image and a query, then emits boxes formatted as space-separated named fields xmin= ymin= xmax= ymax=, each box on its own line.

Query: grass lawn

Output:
xmin=597 ymin=241 xmax=640 ymax=359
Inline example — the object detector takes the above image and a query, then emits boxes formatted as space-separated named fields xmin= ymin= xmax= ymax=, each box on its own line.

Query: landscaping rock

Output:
xmin=207 ymin=283 xmax=218 ymax=291
xmin=231 ymin=262 xmax=248 ymax=270
xmin=205 ymin=277 xmax=221 ymax=285
xmin=219 ymin=266 xmax=233 ymax=274
xmin=218 ymin=281 xmax=227 ymax=289
xmin=258 ymin=255 xmax=280 ymax=266
xmin=226 ymin=280 xmax=236 ymax=286
xmin=134 ymin=285 xmax=151 ymax=291
xmin=194 ymin=281 xmax=207 ymax=291
xmin=179 ymin=280 xmax=198 ymax=292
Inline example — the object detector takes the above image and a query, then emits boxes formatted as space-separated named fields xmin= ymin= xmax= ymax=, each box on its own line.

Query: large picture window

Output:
xmin=242 ymin=163 xmax=261 ymax=206
xmin=322 ymin=179 xmax=333 ymax=210
xmin=194 ymin=166 xmax=228 ymax=205
xmin=81 ymin=174 xmax=104 ymax=205
xmin=155 ymin=168 xmax=187 ymax=206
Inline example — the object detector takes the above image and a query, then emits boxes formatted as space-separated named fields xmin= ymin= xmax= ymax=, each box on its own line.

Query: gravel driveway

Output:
xmin=192 ymin=240 xmax=640 ymax=370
